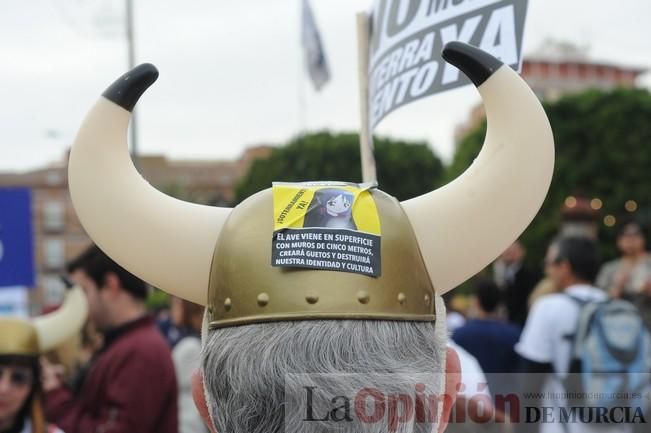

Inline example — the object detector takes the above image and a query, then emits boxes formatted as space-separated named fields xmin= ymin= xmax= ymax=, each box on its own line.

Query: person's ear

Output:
xmin=192 ymin=369 xmax=218 ymax=433
xmin=558 ymin=260 xmax=573 ymax=278
xmin=471 ymin=295 xmax=480 ymax=312
xmin=439 ymin=347 xmax=461 ymax=433
xmin=103 ymin=273 xmax=122 ymax=296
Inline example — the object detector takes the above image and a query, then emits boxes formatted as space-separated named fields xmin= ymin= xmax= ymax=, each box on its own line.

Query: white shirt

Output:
xmin=446 ymin=311 xmax=466 ymax=334
xmin=172 ymin=336 xmax=209 ymax=433
xmin=448 ymin=340 xmax=491 ymax=397
xmin=516 ymin=284 xmax=631 ymax=433
xmin=517 ymin=284 xmax=606 ymax=375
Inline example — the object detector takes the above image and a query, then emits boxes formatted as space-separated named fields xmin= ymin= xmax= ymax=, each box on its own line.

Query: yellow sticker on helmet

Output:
xmin=272 ymin=182 xmax=381 ymax=277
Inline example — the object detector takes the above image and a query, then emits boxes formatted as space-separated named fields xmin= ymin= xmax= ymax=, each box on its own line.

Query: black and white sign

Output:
xmin=368 ymin=0 xmax=529 ymax=128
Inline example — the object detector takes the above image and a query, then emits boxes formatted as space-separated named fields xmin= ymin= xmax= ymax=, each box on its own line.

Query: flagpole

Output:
xmin=356 ymin=12 xmax=376 ymax=183
xmin=297 ymin=0 xmax=307 ymax=140
xmin=126 ymin=0 xmax=139 ymax=168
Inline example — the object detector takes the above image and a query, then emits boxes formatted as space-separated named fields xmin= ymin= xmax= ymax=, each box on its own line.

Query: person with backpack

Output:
xmin=516 ymin=237 xmax=651 ymax=433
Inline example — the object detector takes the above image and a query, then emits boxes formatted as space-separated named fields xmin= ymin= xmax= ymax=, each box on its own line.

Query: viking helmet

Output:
xmin=0 ymin=287 xmax=88 ymax=356
xmin=67 ymin=42 xmax=554 ymax=328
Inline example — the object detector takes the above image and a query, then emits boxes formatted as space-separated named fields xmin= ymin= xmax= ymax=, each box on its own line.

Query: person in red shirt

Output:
xmin=42 ymin=245 xmax=178 ymax=433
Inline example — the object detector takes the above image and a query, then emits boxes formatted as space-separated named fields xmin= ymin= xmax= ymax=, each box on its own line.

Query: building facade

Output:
xmin=521 ymin=40 xmax=645 ymax=101
xmin=0 ymin=146 xmax=271 ymax=310
xmin=454 ymin=40 xmax=647 ymax=143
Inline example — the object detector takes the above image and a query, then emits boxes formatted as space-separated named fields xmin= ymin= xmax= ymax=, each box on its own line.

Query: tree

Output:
xmin=235 ymin=131 xmax=444 ymax=203
xmin=448 ymin=87 xmax=651 ymax=264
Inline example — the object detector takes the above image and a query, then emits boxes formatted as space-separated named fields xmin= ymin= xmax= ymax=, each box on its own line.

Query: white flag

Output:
xmin=301 ymin=0 xmax=330 ymax=91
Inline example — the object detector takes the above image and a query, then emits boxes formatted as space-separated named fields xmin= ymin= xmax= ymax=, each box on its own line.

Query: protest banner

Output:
xmin=368 ymin=0 xmax=529 ymax=128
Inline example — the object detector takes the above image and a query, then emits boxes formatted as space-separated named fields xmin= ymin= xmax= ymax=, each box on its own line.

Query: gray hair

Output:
xmin=202 ymin=296 xmax=448 ymax=433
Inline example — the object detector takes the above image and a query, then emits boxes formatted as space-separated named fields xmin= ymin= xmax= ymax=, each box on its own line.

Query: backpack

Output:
xmin=564 ymin=295 xmax=651 ymax=409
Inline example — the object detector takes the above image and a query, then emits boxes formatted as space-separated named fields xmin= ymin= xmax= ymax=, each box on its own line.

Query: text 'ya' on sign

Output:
xmin=368 ymin=0 xmax=529 ymax=128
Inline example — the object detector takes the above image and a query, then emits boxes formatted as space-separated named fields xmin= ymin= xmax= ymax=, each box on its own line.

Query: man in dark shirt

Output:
xmin=453 ymin=278 xmax=522 ymax=397
xmin=494 ymin=241 xmax=541 ymax=327
xmin=42 ymin=245 xmax=178 ymax=433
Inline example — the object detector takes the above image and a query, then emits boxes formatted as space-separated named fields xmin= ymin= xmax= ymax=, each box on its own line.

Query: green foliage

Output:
xmin=146 ymin=287 xmax=170 ymax=312
xmin=235 ymin=131 xmax=444 ymax=203
xmin=447 ymin=87 xmax=651 ymax=265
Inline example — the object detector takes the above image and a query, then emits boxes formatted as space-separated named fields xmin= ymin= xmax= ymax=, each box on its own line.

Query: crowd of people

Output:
xmin=3 ymin=221 xmax=648 ymax=433
xmin=0 ymin=245 xmax=209 ymax=433
xmin=1 ymin=224 xmax=649 ymax=433
xmin=449 ymin=220 xmax=651 ymax=432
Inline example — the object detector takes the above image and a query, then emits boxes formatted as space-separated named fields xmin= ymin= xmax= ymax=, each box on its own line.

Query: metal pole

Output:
xmin=126 ymin=0 xmax=139 ymax=167
xmin=356 ymin=12 xmax=376 ymax=183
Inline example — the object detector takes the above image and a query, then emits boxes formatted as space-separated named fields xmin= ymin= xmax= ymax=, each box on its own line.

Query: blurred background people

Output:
xmin=444 ymin=293 xmax=467 ymax=334
xmin=596 ymin=221 xmax=651 ymax=327
xmin=516 ymin=237 xmax=615 ymax=433
xmin=597 ymin=221 xmax=651 ymax=298
xmin=0 ymin=287 xmax=86 ymax=433
xmin=169 ymin=296 xmax=207 ymax=433
xmin=527 ymin=238 xmax=563 ymax=309
xmin=526 ymin=278 xmax=560 ymax=310
xmin=493 ymin=241 xmax=541 ymax=327
xmin=597 ymin=221 xmax=651 ymax=330
xmin=0 ymin=355 xmax=58 ymax=433
xmin=453 ymin=279 xmax=522 ymax=398
xmin=156 ymin=305 xmax=183 ymax=348
xmin=42 ymin=245 xmax=178 ymax=433
xmin=41 ymin=293 xmax=102 ymax=399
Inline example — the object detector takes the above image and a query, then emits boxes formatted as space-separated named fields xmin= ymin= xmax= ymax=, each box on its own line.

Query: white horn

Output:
xmin=402 ymin=42 xmax=554 ymax=295
xmin=34 ymin=286 xmax=88 ymax=352
xmin=68 ymin=64 xmax=230 ymax=305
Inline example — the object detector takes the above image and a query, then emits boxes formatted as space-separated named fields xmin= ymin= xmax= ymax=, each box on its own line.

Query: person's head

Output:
xmin=545 ymin=237 xmax=599 ymax=289
xmin=499 ymin=240 xmax=525 ymax=265
xmin=616 ymin=222 xmax=647 ymax=257
xmin=194 ymin=297 xmax=460 ymax=433
xmin=67 ymin=245 xmax=148 ymax=332
xmin=473 ymin=278 xmax=502 ymax=315
xmin=170 ymin=296 xmax=204 ymax=333
xmin=0 ymin=290 xmax=87 ymax=432
xmin=0 ymin=355 xmax=40 ymax=431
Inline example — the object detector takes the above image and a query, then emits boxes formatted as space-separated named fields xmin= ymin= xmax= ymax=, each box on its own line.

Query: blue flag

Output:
xmin=0 ymin=188 xmax=35 ymax=288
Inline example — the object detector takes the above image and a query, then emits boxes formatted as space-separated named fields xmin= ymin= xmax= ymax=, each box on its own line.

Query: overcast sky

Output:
xmin=1 ymin=0 xmax=650 ymax=172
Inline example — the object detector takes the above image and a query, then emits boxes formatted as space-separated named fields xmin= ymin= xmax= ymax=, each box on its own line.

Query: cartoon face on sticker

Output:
xmin=326 ymin=193 xmax=352 ymax=216
xmin=305 ymin=189 xmax=357 ymax=230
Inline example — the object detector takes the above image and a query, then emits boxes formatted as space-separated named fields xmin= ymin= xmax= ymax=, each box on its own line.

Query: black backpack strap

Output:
xmin=561 ymin=293 xmax=588 ymax=342
xmin=560 ymin=294 xmax=592 ymax=381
